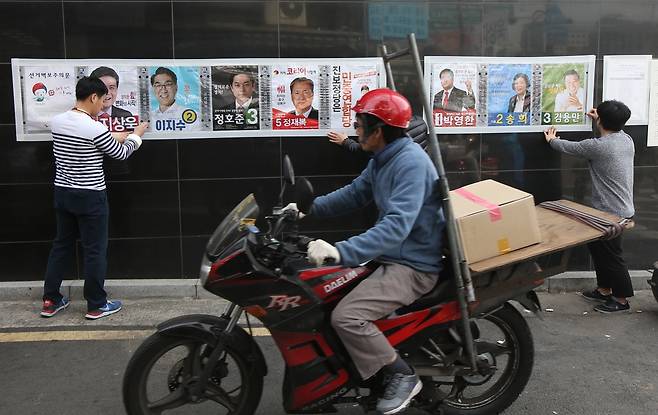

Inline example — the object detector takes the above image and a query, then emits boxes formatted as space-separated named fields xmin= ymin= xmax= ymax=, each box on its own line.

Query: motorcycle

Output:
xmin=122 ymin=156 xmax=543 ymax=415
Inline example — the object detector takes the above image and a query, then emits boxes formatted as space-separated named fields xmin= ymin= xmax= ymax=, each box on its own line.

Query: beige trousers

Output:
xmin=330 ymin=262 xmax=438 ymax=380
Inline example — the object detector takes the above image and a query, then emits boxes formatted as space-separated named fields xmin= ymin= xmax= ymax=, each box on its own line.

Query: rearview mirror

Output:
xmin=283 ymin=154 xmax=295 ymax=186
xmin=296 ymin=177 xmax=315 ymax=214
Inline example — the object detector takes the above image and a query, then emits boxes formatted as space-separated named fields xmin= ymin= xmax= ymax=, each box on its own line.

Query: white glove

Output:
xmin=307 ymin=239 xmax=341 ymax=267
xmin=283 ymin=202 xmax=305 ymax=219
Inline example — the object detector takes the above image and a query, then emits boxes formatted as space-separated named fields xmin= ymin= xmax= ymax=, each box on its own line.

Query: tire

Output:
xmin=650 ymin=262 xmax=658 ymax=303
xmin=651 ymin=283 xmax=658 ymax=304
xmin=437 ymin=303 xmax=534 ymax=415
xmin=123 ymin=318 xmax=264 ymax=415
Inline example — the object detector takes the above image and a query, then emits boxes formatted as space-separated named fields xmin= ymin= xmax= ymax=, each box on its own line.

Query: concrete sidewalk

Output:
xmin=0 ymin=271 xmax=653 ymax=302
xmin=0 ymin=291 xmax=656 ymax=332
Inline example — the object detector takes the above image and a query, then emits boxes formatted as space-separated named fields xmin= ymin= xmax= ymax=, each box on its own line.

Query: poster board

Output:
xmin=648 ymin=60 xmax=658 ymax=147
xmin=11 ymin=58 xmax=386 ymax=141
xmin=424 ymin=55 xmax=596 ymax=134
xmin=603 ymin=55 xmax=651 ymax=126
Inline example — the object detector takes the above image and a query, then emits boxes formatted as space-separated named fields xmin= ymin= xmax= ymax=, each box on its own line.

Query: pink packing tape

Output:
xmin=455 ymin=188 xmax=502 ymax=222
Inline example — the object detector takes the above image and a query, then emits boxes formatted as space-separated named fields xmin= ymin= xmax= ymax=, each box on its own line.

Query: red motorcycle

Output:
xmin=123 ymin=157 xmax=543 ymax=415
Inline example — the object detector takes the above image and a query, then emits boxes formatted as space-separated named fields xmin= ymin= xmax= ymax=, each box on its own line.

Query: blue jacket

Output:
xmin=311 ymin=137 xmax=445 ymax=273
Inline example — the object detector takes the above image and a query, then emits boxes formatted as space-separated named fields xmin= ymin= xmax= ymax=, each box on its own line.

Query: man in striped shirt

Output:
xmin=41 ymin=76 xmax=147 ymax=320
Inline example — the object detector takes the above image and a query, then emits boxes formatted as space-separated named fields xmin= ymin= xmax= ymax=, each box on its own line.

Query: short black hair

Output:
xmin=229 ymin=71 xmax=255 ymax=85
xmin=358 ymin=113 xmax=405 ymax=144
xmin=290 ymin=77 xmax=314 ymax=93
xmin=89 ymin=66 xmax=119 ymax=85
xmin=76 ymin=76 xmax=108 ymax=101
xmin=150 ymin=67 xmax=177 ymax=86
xmin=564 ymin=69 xmax=580 ymax=80
xmin=596 ymin=100 xmax=631 ymax=132
xmin=439 ymin=68 xmax=454 ymax=79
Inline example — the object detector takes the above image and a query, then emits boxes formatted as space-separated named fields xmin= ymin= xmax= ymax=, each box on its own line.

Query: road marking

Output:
xmin=0 ymin=327 xmax=271 ymax=343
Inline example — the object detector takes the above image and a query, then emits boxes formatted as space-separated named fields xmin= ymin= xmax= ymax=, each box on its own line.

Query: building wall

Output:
xmin=1 ymin=0 xmax=657 ymax=281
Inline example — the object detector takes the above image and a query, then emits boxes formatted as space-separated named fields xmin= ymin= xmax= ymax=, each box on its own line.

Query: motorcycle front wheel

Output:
xmin=428 ymin=303 xmax=534 ymax=415
xmin=123 ymin=329 xmax=263 ymax=415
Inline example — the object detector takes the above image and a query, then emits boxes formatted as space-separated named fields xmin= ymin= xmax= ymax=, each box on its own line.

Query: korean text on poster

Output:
xmin=431 ymin=63 xmax=478 ymax=128
xmin=211 ymin=66 xmax=260 ymax=130
xmin=148 ymin=66 xmax=202 ymax=133
xmin=330 ymin=64 xmax=379 ymax=133
xmin=21 ymin=66 xmax=76 ymax=133
xmin=487 ymin=64 xmax=532 ymax=127
xmin=271 ymin=64 xmax=320 ymax=130
xmin=86 ymin=65 xmax=141 ymax=132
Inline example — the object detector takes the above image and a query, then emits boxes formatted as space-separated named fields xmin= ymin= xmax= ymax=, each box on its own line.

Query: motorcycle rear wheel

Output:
xmin=123 ymin=330 xmax=263 ymax=415
xmin=433 ymin=303 xmax=534 ymax=415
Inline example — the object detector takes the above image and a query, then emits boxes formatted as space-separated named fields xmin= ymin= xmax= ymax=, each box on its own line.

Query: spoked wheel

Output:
xmin=427 ymin=303 xmax=534 ymax=415
xmin=123 ymin=332 xmax=263 ymax=415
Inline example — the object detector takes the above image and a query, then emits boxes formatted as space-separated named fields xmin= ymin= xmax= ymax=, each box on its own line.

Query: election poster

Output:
xmin=424 ymin=56 xmax=595 ymax=133
xmin=647 ymin=60 xmax=658 ymax=147
xmin=12 ymin=58 xmax=385 ymax=141
xmin=20 ymin=66 xmax=76 ymax=133
xmin=603 ymin=55 xmax=651 ymax=126
xmin=487 ymin=64 xmax=532 ymax=127
xmin=148 ymin=66 xmax=202 ymax=133
xmin=330 ymin=64 xmax=379 ymax=133
xmin=271 ymin=64 xmax=320 ymax=130
xmin=430 ymin=63 xmax=478 ymax=128
xmin=84 ymin=65 xmax=141 ymax=132
xmin=541 ymin=63 xmax=588 ymax=126
xmin=211 ymin=65 xmax=260 ymax=130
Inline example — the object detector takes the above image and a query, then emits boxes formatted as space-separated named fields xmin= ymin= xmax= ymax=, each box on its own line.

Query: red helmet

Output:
xmin=352 ymin=88 xmax=412 ymax=128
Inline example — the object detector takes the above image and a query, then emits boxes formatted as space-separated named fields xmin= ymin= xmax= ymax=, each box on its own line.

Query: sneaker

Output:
xmin=85 ymin=300 xmax=122 ymax=320
xmin=40 ymin=297 xmax=70 ymax=317
xmin=594 ymin=298 xmax=630 ymax=314
xmin=580 ymin=288 xmax=611 ymax=303
xmin=376 ymin=372 xmax=423 ymax=415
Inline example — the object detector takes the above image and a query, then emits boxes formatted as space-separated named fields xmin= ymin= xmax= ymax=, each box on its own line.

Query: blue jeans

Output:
xmin=43 ymin=186 xmax=109 ymax=311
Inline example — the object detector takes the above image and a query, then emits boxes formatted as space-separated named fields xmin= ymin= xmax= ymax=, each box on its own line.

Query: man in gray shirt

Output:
xmin=544 ymin=100 xmax=634 ymax=313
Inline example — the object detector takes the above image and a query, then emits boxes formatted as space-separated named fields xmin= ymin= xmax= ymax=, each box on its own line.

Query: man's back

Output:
xmin=549 ymin=130 xmax=634 ymax=217
xmin=587 ymin=131 xmax=634 ymax=218
xmin=51 ymin=110 xmax=137 ymax=190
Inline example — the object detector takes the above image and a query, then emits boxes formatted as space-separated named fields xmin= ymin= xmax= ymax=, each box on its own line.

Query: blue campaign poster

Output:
xmin=148 ymin=66 xmax=201 ymax=132
xmin=487 ymin=64 xmax=532 ymax=127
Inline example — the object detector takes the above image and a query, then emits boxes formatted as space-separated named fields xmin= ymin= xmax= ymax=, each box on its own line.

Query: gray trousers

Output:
xmin=330 ymin=263 xmax=439 ymax=380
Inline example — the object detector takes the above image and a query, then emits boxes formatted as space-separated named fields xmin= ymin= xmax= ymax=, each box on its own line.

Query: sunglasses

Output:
xmin=353 ymin=122 xmax=363 ymax=129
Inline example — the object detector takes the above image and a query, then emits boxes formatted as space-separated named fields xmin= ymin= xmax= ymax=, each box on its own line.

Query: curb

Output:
xmin=0 ymin=271 xmax=653 ymax=302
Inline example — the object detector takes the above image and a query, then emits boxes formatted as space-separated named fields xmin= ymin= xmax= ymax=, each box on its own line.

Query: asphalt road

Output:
xmin=1 ymin=292 xmax=657 ymax=415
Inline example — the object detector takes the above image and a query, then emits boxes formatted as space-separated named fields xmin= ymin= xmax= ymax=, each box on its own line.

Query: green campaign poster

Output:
xmin=541 ymin=63 xmax=587 ymax=125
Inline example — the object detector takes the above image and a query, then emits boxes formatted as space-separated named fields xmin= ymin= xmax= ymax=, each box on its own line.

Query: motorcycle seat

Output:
xmin=394 ymin=265 xmax=456 ymax=315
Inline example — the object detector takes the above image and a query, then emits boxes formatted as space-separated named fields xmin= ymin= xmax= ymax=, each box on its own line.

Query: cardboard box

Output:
xmin=449 ymin=180 xmax=541 ymax=264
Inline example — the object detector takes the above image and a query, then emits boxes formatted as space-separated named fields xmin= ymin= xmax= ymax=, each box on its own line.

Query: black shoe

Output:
xmin=376 ymin=372 xmax=422 ymax=415
xmin=580 ymin=289 xmax=611 ymax=303
xmin=594 ymin=298 xmax=630 ymax=314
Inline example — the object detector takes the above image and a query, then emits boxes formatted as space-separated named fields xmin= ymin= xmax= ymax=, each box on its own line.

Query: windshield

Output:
xmin=205 ymin=193 xmax=260 ymax=259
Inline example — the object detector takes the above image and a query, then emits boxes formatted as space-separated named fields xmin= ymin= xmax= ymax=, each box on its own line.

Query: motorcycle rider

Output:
xmin=287 ymin=89 xmax=444 ymax=414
